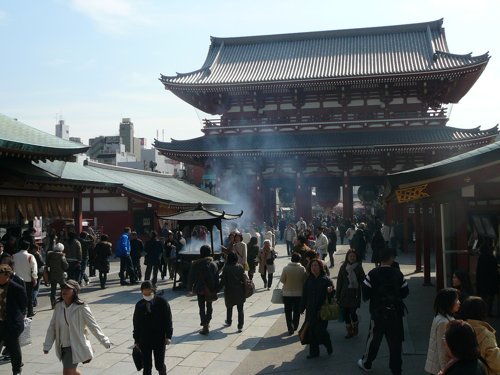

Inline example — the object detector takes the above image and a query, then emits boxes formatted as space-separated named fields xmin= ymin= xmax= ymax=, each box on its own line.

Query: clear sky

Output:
xmin=0 ymin=0 xmax=498 ymax=147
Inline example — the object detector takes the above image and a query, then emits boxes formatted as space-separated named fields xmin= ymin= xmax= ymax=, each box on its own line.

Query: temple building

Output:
xmin=154 ymin=19 xmax=497 ymax=224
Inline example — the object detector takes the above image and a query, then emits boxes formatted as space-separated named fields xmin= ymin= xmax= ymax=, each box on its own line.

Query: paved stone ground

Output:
xmin=1 ymin=243 xmax=495 ymax=374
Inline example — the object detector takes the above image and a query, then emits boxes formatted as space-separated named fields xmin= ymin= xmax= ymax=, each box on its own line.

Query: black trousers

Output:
xmin=226 ymin=304 xmax=244 ymax=329
xmin=145 ymin=264 xmax=159 ymax=286
xmin=140 ymin=343 xmax=166 ymax=375
xmin=343 ymin=307 xmax=359 ymax=325
xmin=0 ymin=321 xmax=22 ymax=373
xmin=119 ymin=255 xmax=137 ymax=283
xmin=283 ymin=296 xmax=301 ymax=332
xmin=260 ymin=272 xmax=273 ymax=288
xmin=197 ymin=293 xmax=213 ymax=325
xmin=308 ymin=319 xmax=332 ymax=356
xmin=361 ymin=316 xmax=403 ymax=374
xmin=99 ymin=271 xmax=107 ymax=288
xmin=286 ymin=241 xmax=293 ymax=255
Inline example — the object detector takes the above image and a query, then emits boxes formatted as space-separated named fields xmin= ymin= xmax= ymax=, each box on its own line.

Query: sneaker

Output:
xmin=357 ymin=359 xmax=372 ymax=372
xmin=224 ymin=320 xmax=231 ymax=327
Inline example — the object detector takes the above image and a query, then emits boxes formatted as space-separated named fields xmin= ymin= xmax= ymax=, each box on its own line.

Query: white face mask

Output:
xmin=142 ymin=294 xmax=154 ymax=302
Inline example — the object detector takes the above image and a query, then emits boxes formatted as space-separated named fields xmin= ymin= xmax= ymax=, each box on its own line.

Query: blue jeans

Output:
xmin=79 ymin=258 xmax=89 ymax=283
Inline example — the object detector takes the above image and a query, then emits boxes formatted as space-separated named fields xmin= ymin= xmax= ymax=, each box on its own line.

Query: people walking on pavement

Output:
xmin=94 ymin=234 xmax=112 ymax=289
xmin=12 ymin=240 xmax=37 ymax=317
xmin=370 ymin=229 xmax=385 ymax=266
xmin=326 ymin=226 xmax=337 ymax=268
xmin=130 ymin=231 xmax=144 ymax=282
xmin=116 ymin=227 xmax=138 ymax=286
xmin=64 ymin=231 xmax=82 ymax=283
xmin=79 ymin=230 xmax=95 ymax=286
xmin=460 ymin=296 xmax=500 ymax=374
xmin=300 ymin=258 xmax=334 ymax=359
xmin=358 ymin=247 xmax=409 ymax=374
xmin=284 ymin=223 xmax=297 ymax=256
xmin=144 ymin=231 xmax=163 ymax=288
xmin=43 ymin=279 xmax=111 ymax=375
xmin=133 ymin=281 xmax=173 ymax=375
xmin=187 ymin=245 xmax=219 ymax=335
xmin=336 ymin=249 xmax=365 ymax=339
xmin=30 ymin=243 xmax=44 ymax=308
xmin=439 ymin=320 xmax=487 ymax=375
xmin=258 ymin=239 xmax=277 ymax=290
xmin=425 ymin=288 xmax=460 ymax=375
xmin=280 ymin=252 xmax=307 ymax=335
xmin=313 ymin=226 xmax=329 ymax=261
xmin=46 ymin=242 xmax=69 ymax=307
xmin=221 ymin=252 xmax=246 ymax=332
xmin=0 ymin=264 xmax=27 ymax=375
xmin=163 ymin=231 xmax=177 ymax=280
xmin=246 ymin=237 xmax=259 ymax=280
xmin=232 ymin=232 xmax=248 ymax=269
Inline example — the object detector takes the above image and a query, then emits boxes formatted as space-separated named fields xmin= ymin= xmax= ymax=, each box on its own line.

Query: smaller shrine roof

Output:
xmin=154 ymin=126 xmax=499 ymax=157
xmin=0 ymin=113 xmax=89 ymax=161
xmin=158 ymin=203 xmax=242 ymax=221
xmin=32 ymin=160 xmax=230 ymax=206
xmin=160 ymin=19 xmax=489 ymax=89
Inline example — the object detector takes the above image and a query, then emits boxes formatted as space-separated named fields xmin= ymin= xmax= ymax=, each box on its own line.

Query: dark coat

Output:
xmin=336 ymin=262 xmax=365 ymax=309
xmin=370 ymin=231 xmax=385 ymax=264
xmin=94 ymin=241 xmax=112 ymax=273
xmin=476 ymin=253 xmax=499 ymax=296
xmin=46 ymin=250 xmax=69 ymax=283
xmin=221 ymin=264 xmax=246 ymax=307
xmin=144 ymin=239 xmax=162 ymax=266
xmin=301 ymin=274 xmax=334 ymax=323
xmin=130 ymin=238 xmax=144 ymax=262
xmin=133 ymin=296 xmax=173 ymax=348
xmin=246 ymin=244 xmax=259 ymax=273
xmin=442 ymin=359 xmax=487 ymax=375
xmin=3 ymin=280 xmax=27 ymax=337
xmin=187 ymin=257 xmax=219 ymax=295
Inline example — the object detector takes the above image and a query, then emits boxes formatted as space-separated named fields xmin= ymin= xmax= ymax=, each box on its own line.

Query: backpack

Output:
xmin=373 ymin=278 xmax=403 ymax=319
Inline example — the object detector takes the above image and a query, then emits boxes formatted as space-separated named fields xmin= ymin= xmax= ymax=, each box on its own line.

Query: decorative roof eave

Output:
xmin=0 ymin=148 xmax=80 ymax=162
xmin=155 ymin=137 xmax=495 ymax=159
xmin=160 ymin=60 xmax=488 ymax=93
xmin=158 ymin=202 xmax=243 ymax=221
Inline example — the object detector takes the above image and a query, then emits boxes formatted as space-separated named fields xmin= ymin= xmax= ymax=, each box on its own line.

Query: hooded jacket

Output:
xmin=467 ymin=319 xmax=500 ymax=375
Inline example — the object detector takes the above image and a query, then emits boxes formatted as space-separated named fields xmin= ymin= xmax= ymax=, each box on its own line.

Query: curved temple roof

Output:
xmin=154 ymin=125 xmax=499 ymax=158
xmin=160 ymin=19 xmax=489 ymax=88
xmin=0 ymin=113 xmax=88 ymax=161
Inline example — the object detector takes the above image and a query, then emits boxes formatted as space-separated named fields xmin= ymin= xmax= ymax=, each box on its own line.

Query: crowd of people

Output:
xmin=0 ymin=216 xmax=497 ymax=375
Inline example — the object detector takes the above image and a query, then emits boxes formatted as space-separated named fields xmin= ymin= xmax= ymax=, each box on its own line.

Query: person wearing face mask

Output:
xmin=133 ymin=281 xmax=173 ymax=375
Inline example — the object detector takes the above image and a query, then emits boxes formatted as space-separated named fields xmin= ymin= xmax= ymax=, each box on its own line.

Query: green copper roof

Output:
xmin=0 ymin=113 xmax=88 ymax=160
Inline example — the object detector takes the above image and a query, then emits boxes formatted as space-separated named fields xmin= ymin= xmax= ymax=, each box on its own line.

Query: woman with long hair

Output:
xmin=425 ymin=288 xmax=461 ymax=374
xmin=300 ymin=259 xmax=334 ymax=359
xmin=221 ymin=252 xmax=246 ymax=332
xmin=336 ymin=249 xmax=365 ymax=339
xmin=246 ymin=237 xmax=259 ymax=280
xmin=43 ymin=280 xmax=111 ymax=375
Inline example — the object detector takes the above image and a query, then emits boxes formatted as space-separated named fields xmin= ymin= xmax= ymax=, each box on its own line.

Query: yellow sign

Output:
xmin=396 ymin=184 xmax=430 ymax=203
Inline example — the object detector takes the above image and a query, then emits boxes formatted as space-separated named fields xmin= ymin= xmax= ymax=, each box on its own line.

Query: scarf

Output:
xmin=346 ymin=262 xmax=359 ymax=289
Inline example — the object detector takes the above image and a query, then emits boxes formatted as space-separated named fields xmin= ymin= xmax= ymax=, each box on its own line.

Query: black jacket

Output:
xmin=144 ymin=239 xmax=162 ymax=266
xmin=2 ymin=280 xmax=27 ymax=337
xmin=187 ymin=257 xmax=219 ymax=294
xmin=133 ymin=296 xmax=173 ymax=347
xmin=300 ymin=274 xmax=334 ymax=323
xmin=362 ymin=265 xmax=409 ymax=318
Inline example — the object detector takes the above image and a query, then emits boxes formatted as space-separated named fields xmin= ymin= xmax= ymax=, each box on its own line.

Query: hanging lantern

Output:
xmin=316 ymin=186 xmax=340 ymax=207
xmin=278 ymin=187 xmax=295 ymax=205
xmin=357 ymin=185 xmax=380 ymax=203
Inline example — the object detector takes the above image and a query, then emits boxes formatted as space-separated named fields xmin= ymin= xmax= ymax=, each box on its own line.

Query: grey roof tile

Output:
xmin=161 ymin=19 xmax=489 ymax=87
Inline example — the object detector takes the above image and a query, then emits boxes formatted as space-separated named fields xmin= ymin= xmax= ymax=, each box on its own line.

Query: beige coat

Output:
xmin=425 ymin=314 xmax=454 ymax=374
xmin=280 ymin=262 xmax=307 ymax=297
xmin=258 ymin=248 xmax=277 ymax=274
xmin=43 ymin=302 xmax=110 ymax=364
xmin=468 ymin=319 xmax=500 ymax=375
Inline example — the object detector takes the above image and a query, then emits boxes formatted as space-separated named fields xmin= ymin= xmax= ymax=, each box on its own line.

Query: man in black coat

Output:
xmin=357 ymin=248 xmax=409 ymax=375
xmin=0 ymin=264 xmax=27 ymax=375
xmin=133 ymin=281 xmax=173 ymax=375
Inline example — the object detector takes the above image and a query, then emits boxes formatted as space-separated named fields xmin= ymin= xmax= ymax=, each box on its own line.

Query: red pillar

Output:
xmin=455 ymin=199 xmax=469 ymax=270
xmin=402 ymin=204 xmax=409 ymax=253
xmin=414 ymin=203 xmax=422 ymax=273
xmin=342 ymin=170 xmax=353 ymax=220
xmin=295 ymin=173 xmax=311 ymax=222
xmin=73 ymin=194 xmax=83 ymax=234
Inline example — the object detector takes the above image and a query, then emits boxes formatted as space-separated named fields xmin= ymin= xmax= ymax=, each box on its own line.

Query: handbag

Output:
xmin=319 ymin=296 xmax=340 ymax=321
xmin=132 ymin=345 xmax=143 ymax=371
xmin=19 ymin=318 xmax=32 ymax=347
xmin=271 ymin=282 xmax=283 ymax=304
xmin=244 ymin=274 xmax=255 ymax=298
xmin=202 ymin=285 xmax=218 ymax=302
xmin=298 ymin=321 xmax=310 ymax=345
